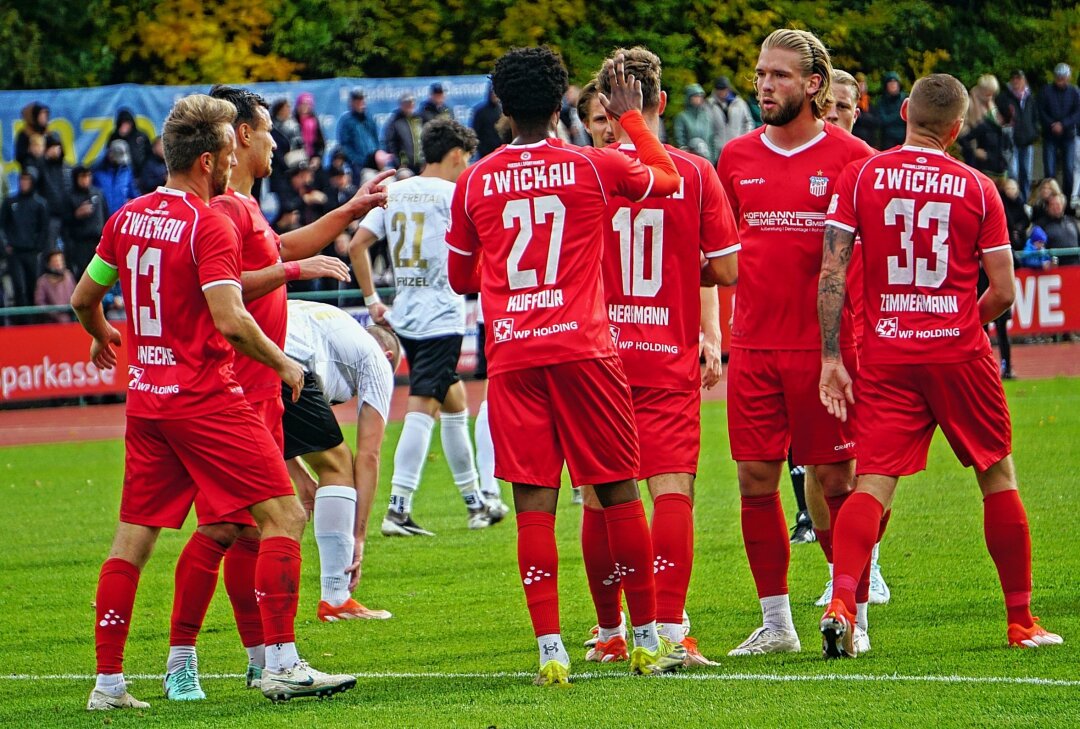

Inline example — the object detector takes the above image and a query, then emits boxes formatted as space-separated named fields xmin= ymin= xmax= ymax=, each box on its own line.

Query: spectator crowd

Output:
xmin=3 ymin=65 xmax=1080 ymax=323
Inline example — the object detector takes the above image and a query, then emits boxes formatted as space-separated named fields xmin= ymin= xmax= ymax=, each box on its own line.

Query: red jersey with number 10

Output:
xmin=210 ymin=189 xmax=286 ymax=403
xmin=718 ymin=124 xmax=874 ymax=350
xmin=446 ymin=138 xmax=656 ymax=376
xmin=602 ymin=144 xmax=740 ymax=389
xmin=95 ymin=187 xmax=246 ymax=419
xmin=826 ymin=145 xmax=1011 ymax=365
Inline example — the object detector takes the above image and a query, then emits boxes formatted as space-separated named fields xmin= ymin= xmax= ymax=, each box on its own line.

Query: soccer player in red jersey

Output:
xmin=446 ymin=47 xmax=683 ymax=684
xmin=817 ymin=73 xmax=1063 ymax=657
xmin=72 ymin=94 xmax=355 ymax=710
xmin=715 ymin=29 xmax=875 ymax=656
xmin=163 ymin=85 xmax=391 ymax=698
xmin=805 ymin=70 xmax=893 ymax=615
xmin=575 ymin=47 xmax=738 ymax=667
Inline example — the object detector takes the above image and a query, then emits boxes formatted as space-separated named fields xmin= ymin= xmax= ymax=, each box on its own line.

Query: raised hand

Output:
xmin=598 ymin=53 xmax=643 ymax=121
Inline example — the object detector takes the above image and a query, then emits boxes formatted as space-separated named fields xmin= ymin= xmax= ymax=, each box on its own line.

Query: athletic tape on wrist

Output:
xmin=283 ymin=261 xmax=301 ymax=281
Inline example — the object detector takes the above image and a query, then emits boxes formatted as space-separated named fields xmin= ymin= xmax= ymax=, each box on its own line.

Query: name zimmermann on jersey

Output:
xmin=483 ymin=161 xmax=576 ymax=196
xmin=880 ymin=294 xmax=959 ymax=314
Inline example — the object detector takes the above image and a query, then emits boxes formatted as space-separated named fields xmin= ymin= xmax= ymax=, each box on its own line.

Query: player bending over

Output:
xmin=73 ymin=95 xmax=354 ymax=710
xmin=817 ymin=73 xmax=1062 ymax=657
xmin=447 ymin=47 xmax=684 ymax=684
xmin=351 ymin=118 xmax=508 ymax=537
xmin=575 ymin=46 xmax=738 ymax=668
xmin=279 ymin=300 xmax=400 ymax=622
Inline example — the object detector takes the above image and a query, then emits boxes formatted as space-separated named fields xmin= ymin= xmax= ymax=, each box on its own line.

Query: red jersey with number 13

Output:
xmin=603 ymin=144 xmax=740 ymax=389
xmin=826 ymin=145 xmax=1011 ymax=365
xmin=446 ymin=138 xmax=656 ymax=376
xmin=95 ymin=187 xmax=246 ymax=419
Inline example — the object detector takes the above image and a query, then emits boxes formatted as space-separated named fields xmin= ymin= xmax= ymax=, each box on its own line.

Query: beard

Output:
xmin=211 ymin=162 xmax=231 ymax=197
xmin=761 ymin=94 xmax=804 ymax=127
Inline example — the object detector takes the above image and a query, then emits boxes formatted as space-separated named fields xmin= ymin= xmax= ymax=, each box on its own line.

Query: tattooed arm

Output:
xmin=817 ymin=224 xmax=856 ymax=422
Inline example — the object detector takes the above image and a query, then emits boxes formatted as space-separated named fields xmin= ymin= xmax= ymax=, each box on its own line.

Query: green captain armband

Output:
xmin=86 ymin=255 xmax=120 ymax=287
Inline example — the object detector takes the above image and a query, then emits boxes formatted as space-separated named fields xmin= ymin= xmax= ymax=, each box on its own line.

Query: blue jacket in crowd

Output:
xmin=1037 ymin=83 xmax=1080 ymax=139
xmin=92 ymin=164 xmax=138 ymax=216
xmin=337 ymin=110 xmax=381 ymax=177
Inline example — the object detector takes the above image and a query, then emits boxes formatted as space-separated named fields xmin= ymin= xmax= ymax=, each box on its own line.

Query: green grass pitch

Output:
xmin=1 ymin=378 xmax=1078 ymax=728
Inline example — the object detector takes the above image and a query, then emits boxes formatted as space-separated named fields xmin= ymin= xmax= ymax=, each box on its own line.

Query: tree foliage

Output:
xmin=2 ymin=0 xmax=1077 ymax=98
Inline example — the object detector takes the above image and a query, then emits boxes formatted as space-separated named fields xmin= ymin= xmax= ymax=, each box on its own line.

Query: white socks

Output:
xmin=314 ymin=485 xmax=357 ymax=606
xmin=246 ymin=644 xmax=265 ymax=669
xmin=95 ymin=672 xmax=126 ymax=696
xmin=658 ymin=622 xmax=685 ymax=643
xmin=441 ymin=409 xmax=483 ymax=510
xmin=857 ymin=602 xmax=869 ymax=632
xmin=631 ymin=621 xmax=661 ymax=652
xmin=475 ymin=400 xmax=500 ymax=500
xmin=390 ymin=412 xmax=435 ymax=514
xmin=872 ymin=542 xmax=881 ymax=566
xmin=266 ymin=642 xmax=300 ymax=674
xmin=760 ymin=594 xmax=796 ymax=633
xmin=598 ymin=613 xmax=626 ymax=642
xmin=537 ymin=633 xmax=570 ymax=666
xmin=166 ymin=645 xmax=195 ymax=675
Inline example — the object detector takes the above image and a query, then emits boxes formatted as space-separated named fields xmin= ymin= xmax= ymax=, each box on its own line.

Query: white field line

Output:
xmin=2 ymin=671 xmax=1078 ymax=687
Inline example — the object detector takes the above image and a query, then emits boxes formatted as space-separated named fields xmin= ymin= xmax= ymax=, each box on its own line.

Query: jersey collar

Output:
xmin=760 ymin=128 xmax=826 ymax=158
xmin=900 ymin=144 xmax=946 ymax=156
xmin=156 ymin=186 xmax=188 ymax=197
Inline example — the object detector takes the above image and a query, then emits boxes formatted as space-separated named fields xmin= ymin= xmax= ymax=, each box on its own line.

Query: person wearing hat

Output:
xmin=997 ymin=70 xmax=1039 ymax=199
xmin=420 ymin=82 xmax=451 ymax=124
xmin=383 ymin=93 xmax=425 ymax=174
xmin=65 ymin=165 xmax=108 ymax=278
xmin=92 ymin=139 xmax=138 ymax=219
xmin=337 ymin=86 xmax=385 ymax=183
xmin=707 ymin=76 xmax=755 ymax=155
xmin=674 ymin=83 xmax=717 ymax=163
xmin=1037 ymin=63 xmax=1080 ymax=202
xmin=294 ymin=91 xmax=326 ymax=159
xmin=1021 ymin=225 xmax=1052 ymax=270
xmin=107 ymin=108 xmax=152 ymax=177
xmin=873 ymin=71 xmax=908 ymax=149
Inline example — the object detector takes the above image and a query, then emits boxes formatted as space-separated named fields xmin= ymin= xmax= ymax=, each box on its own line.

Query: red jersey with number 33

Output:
xmin=602 ymin=144 xmax=740 ymax=389
xmin=209 ymin=189 xmax=286 ymax=403
xmin=826 ymin=145 xmax=1010 ymax=365
xmin=446 ymin=138 xmax=656 ymax=376
xmin=95 ymin=187 xmax=246 ymax=419
xmin=718 ymin=124 xmax=874 ymax=350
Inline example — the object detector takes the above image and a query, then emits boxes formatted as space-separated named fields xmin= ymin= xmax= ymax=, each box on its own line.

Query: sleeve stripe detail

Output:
xmin=981 ymin=243 xmax=1013 ymax=253
xmin=447 ymin=244 xmax=474 ymax=256
xmin=635 ymin=167 xmax=656 ymax=203
xmin=825 ymin=220 xmax=857 ymax=233
xmin=705 ymin=245 xmax=741 ymax=258
xmin=201 ymin=279 xmax=242 ymax=291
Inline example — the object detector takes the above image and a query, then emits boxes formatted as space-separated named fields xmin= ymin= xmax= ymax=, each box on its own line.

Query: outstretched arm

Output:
xmin=279 ymin=169 xmax=394 ymax=260
xmin=817 ymin=224 xmax=856 ymax=421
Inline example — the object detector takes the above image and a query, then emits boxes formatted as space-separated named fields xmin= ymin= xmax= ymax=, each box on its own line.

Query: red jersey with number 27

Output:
xmin=446 ymin=138 xmax=656 ymax=376
xmin=603 ymin=144 xmax=740 ymax=389
xmin=95 ymin=187 xmax=246 ymax=419
xmin=718 ymin=124 xmax=874 ymax=350
xmin=826 ymin=145 xmax=1011 ymax=365
xmin=209 ymin=189 xmax=286 ymax=403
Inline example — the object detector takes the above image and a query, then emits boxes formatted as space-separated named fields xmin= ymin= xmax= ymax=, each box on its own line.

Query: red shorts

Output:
xmin=121 ymin=405 xmax=294 ymax=530
xmin=193 ymin=396 xmax=286 ymax=527
xmin=632 ymin=387 xmax=700 ymax=479
xmin=488 ymin=356 xmax=639 ymax=488
xmin=727 ymin=347 xmax=858 ymax=465
xmin=855 ymin=353 xmax=1012 ymax=477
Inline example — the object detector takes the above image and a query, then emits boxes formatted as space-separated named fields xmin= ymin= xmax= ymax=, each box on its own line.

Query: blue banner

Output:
xmin=0 ymin=75 xmax=490 ymax=183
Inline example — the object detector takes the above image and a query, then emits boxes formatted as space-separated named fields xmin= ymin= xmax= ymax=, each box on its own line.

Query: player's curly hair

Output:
xmin=421 ymin=118 xmax=478 ymax=164
xmin=597 ymin=47 xmax=663 ymax=112
xmin=760 ymin=29 xmax=833 ymax=119
xmin=491 ymin=47 xmax=568 ymax=131
xmin=209 ymin=84 xmax=270 ymax=129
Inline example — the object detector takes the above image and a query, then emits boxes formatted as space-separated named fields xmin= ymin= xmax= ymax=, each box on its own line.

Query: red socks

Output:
xmin=581 ymin=506 xmax=623 ymax=629
xmin=652 ymin=493 xmax=694 ymax=626
xmin=254 ymin=536 xmax=301 ymax=645
xmin=517 ymin=511 xmax=560 ymax=637
xmin=740 ymin=492 xmax=790 ymax=598
xmin=224 ymin=536 xmax=264 ymax=648
xmin=170 ymin=531 xmax=227 ymax=646
xmin=984 ymin=489 xmax=1034 ymax=628
xmin=95 ymin=558 xmax=140 ymax=674
xmin=832 ymin=492 xmax=882 ymax=613
xmin=604 ymin=499 xmax=657 ymax=626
